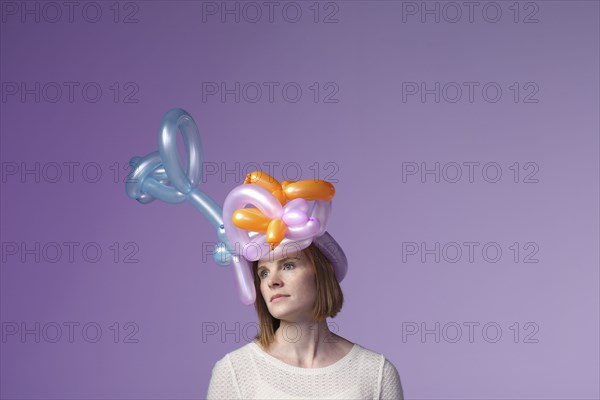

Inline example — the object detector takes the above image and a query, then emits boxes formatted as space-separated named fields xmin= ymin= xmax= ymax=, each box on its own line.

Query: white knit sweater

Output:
xmin=206 ymin=340 xmax=404 ymax=399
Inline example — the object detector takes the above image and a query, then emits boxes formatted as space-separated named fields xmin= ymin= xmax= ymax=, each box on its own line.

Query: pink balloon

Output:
xmin=282 ymin=210 xmax=308 ymax=226
xmin=309 ymin=200 xmax=331 ymax=237
xmin=283 ymin=198 xmax=309 ymax=213
xmin=286 ymin=217 xmax=321 ymax=240
xmin=282 ymin=198 xmax=310 ymax=226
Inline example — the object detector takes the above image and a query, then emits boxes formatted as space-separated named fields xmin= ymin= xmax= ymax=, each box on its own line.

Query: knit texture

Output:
xmin=206 ymin=341 xmax=404 ymax=399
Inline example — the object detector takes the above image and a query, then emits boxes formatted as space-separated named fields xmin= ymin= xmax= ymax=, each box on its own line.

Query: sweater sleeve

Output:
xmin=379 ymin=358 xmax=404 ymax=400
xmin=206 ymin=356 xmax=241 ymax=400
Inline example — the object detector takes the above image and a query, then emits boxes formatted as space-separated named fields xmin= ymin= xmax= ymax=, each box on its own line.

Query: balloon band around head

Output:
xmin=125 ymin=108 xmax=347 ymax=305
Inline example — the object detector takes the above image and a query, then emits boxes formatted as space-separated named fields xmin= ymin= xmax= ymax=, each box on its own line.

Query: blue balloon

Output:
xmin=125 ymin=108 xmax=256 ymax=305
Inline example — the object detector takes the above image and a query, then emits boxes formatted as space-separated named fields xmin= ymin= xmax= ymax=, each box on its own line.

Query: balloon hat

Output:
xmin=125 ymin=108 xmax=347 ymax=305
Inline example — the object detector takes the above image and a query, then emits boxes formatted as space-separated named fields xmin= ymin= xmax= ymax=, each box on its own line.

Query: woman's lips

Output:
xmin=271 ymin=295 xmax=290 ymax=302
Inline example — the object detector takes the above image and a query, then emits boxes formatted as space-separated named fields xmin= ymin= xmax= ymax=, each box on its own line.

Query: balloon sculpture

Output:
xmin=125 ymin=108 xmax=347 ymax=305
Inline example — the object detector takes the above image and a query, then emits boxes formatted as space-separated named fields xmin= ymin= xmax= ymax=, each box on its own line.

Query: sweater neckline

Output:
xmin=249 ymin=340 xmax=359 ymax=374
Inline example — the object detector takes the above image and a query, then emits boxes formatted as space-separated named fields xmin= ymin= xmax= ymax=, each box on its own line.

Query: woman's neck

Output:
xmin=266 ymin=319 xmax=345 ymax=368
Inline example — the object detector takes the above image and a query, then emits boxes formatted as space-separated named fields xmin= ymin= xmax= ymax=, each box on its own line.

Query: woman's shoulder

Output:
xmin=323 ymin=334 xmax=385 ymax=360
xmin=350 ymin=341 xmax=400 ymax=369
xmin=217 ymin=341 xmax=256 ymax=361
xmin=209 ymin=342 xmax=256 ymax=373
xmin=326 ymin=334 xmax=356 ymax=355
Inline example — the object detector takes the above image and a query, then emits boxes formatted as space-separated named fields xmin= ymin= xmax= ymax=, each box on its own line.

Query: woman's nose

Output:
xmin=268 ymin=272 xmax=282 ymax=287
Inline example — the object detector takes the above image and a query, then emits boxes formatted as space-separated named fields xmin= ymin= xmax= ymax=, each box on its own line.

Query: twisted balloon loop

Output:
xmin=125 ymin=108 xmax=256 ymax=305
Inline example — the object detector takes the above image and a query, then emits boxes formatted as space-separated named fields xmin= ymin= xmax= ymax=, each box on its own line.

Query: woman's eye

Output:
xmin=259 ymin=263 xmax=295 ymax=279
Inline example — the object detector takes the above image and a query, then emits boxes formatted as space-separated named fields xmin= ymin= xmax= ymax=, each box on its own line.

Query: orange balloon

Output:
xmin=245 ymin=171 xmax=286 ymax=206
xmin=282 ymin=180 xmax=335 ymax=201
xmin=271 ymin=188 xmax=286 ymax=207
xmin=232 ymin=208 xmax=270 ymax=232
xmin=244 ymin=171 xmax=281 ymax=193
xmin=266 ymin=219 xmax=287 ymax=250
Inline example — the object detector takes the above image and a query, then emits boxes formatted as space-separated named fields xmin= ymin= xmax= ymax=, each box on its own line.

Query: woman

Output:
xmin=124 ymin=112 xmax=403 ymax=398
xmin=206 ymin=241 xmax=405 ymax=399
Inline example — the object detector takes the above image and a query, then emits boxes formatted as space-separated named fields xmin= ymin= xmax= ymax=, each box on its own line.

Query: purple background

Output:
xmin=1 ymin=1 xmax=598 ymax=399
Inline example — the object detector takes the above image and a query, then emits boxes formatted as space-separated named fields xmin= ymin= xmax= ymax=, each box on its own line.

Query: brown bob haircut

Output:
xmin=251 ymin=242 xmax=344 ymax=350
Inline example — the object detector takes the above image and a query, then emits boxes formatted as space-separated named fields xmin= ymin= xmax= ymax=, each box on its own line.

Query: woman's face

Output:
xmin=257 ymin=248 xmax=317 ymax=322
